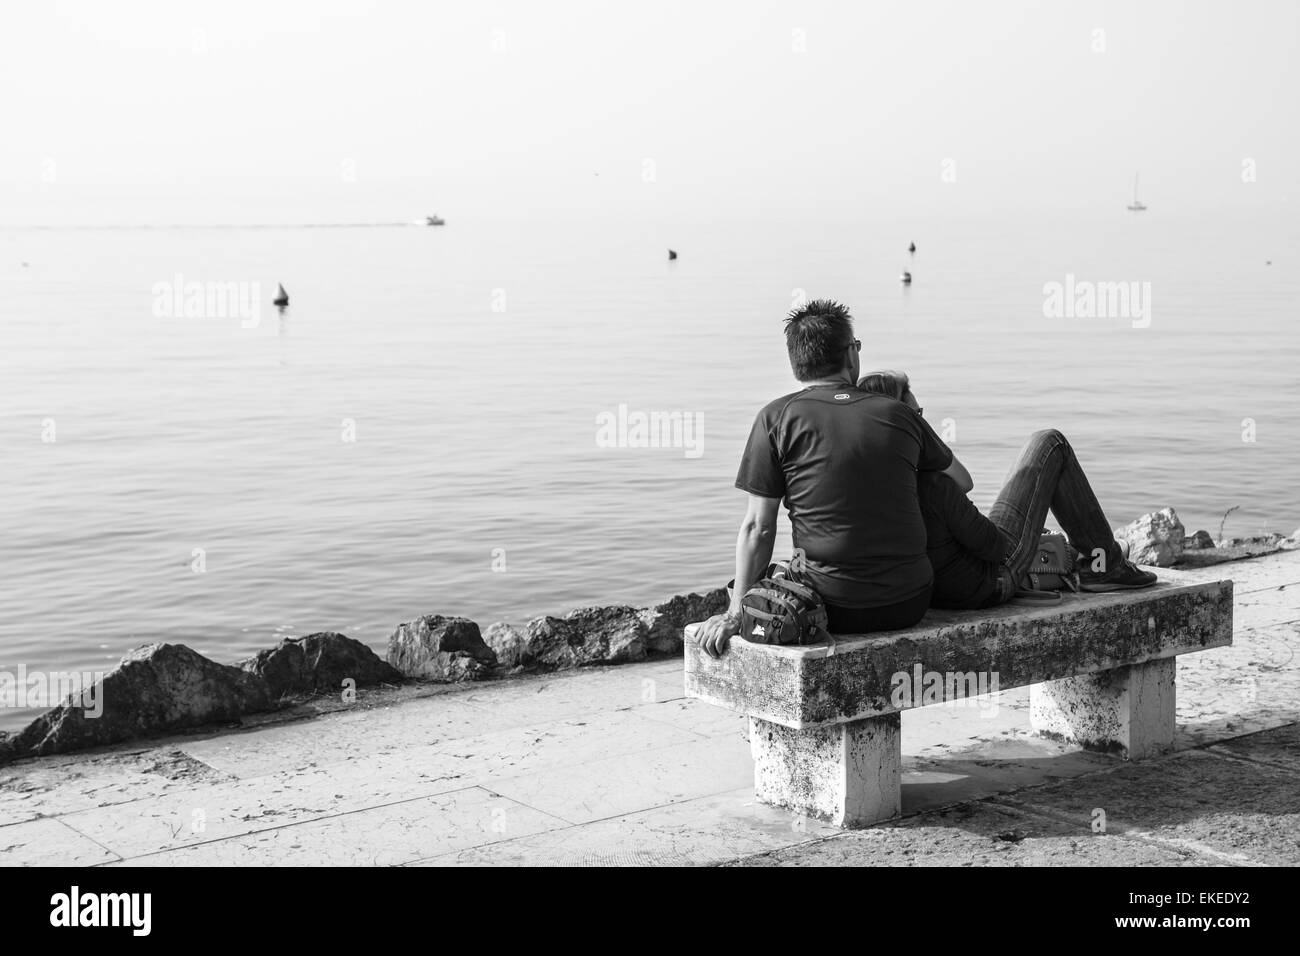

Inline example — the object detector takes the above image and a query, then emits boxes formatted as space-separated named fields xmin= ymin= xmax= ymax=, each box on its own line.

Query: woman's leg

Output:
xmin=987 ymin=429 xmax=1123 ymax=583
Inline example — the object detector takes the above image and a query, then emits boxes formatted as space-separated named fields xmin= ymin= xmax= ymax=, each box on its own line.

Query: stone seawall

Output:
xmin=2 ymin=506 xmax=1295 ymax=765
xmin=0 ymin=588 xmax=727 ymax=765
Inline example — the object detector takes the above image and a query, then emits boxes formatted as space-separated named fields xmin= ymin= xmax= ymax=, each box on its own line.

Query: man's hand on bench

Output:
xmin=698 ymin=612 xmax=741 ymax=659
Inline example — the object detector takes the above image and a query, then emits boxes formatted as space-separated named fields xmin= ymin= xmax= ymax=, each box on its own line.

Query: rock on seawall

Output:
xmin=387 ymin=615 xmax=497 ymax=680
xmin=0 ymin=643 xmax=273 ymax=762
xmin=239 ymin=632 xmax=402 ymax=697
xmin=519 ymin=605 xmax=649 ymax=670
xmin=640 ymin=588 xmax=729 ymax=654
xmin=0 ymin=588 xmax=728 ymax=762
xmin=485 ymin=588 xmax=729 ymax=670
xmin=1115 ymin=508 xmax=1185 ymax=567
xmin=483 ymin=622 xmax=528 ymax=669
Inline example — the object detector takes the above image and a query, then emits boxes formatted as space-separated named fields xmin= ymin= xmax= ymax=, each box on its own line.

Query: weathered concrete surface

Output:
xmin=686 ymin=571 xmax=1232 ymax=729
xmin=992 ymin=745 xmax=1300 ymax=866
xmin=726 ymin=800 xmax=1205 ymax=867
xmin=751 ymin=714 xmax=901 ymax=827
xmin=1030 ymin=658 xmax=1176 ymax=759
xmin=0 ymin=817 xmax=119 ymax=867
xmin=0 ymin=552 xmax=1296 ymax=867
xmin=0 ymin=749 xmax=228 ymax=827
xmin=411 ymin=789 xmax=842 ymax=866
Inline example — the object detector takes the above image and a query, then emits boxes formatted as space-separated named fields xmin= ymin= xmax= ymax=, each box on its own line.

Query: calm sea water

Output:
xmin=2 ymin=210 xmax=1297 ymax=729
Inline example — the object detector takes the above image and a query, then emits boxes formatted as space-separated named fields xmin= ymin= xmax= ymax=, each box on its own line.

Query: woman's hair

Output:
xmin=858 ymin=369 xmax=911 ymax=401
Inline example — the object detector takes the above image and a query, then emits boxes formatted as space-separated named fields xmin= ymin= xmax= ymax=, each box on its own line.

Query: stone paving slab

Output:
xmin=993 ymin=748 xmax=1300 ymax=866
xmin=453 ymin=661 xmax=686 ymax=724
xmin=408 ymin=788 xmax=841 ymax=866
xmin=178 ymin=696 xmax=523 ymax=779
xmin=628 ymin=697 xmax=747 ymax=738
xmin=58 ymin=709 xmax=699 ymax=859
xmin=1175 ymin=623 xmax=1300 ymax=747
xmin=1207 ymin=721 xmax=1300 ymax=774
xmin=172 ymin=661 xmax=691 ymax=781
xmin=1227 ymin=602 xmax=1300 ymax=631
xmin=0 ymin=748 xmax=232 ymax=827
xmin=1170 ymin=556 xmax=1300 ymax=593
xmin=0 ymin=816 xmax=120 ymax=866
xmin=114 ymin=787 xmax=568 ymax=867
xmin=1235 ymin=586 xmax=1300 ymax=609
xmin=904 ymin=733 xmax=1119 ymax=814
xmin=488 ymin=735 xmax=755 ymax=824
xmin=725 ymin=800 xmax=1209 ymax=867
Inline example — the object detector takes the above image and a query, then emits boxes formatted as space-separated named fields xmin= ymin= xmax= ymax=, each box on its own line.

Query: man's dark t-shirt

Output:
xmin=735 ymin=385 xmax=953 ymax=608
xmin=917 ymin=471 xmax=1008 ymax=609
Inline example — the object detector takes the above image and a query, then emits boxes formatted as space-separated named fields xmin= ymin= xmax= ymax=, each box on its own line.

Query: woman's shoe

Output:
xmin=1078 ymin=559 xmax=1158 ymax=592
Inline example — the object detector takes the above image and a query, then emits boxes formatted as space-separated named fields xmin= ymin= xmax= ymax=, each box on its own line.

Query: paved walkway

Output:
xmin=3 ymin=553 xmax=1298 ymax=866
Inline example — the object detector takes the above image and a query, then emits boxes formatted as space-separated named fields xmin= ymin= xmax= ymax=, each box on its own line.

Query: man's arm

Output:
xmin=698 ymin=493 xmax=780 ymax=658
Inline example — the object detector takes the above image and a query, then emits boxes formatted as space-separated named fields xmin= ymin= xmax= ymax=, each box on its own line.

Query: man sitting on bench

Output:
xmin=697 ymin=300 xmax=1154 ymax=658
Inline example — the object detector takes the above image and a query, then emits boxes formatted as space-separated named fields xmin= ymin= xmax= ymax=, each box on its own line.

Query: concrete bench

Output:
xmin=684 ymin=570 xmax=1233 ymax=827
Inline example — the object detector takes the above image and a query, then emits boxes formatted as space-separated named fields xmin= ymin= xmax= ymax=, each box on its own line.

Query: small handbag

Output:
xmin=1020 ymin=532 xmax=1081 ymax=593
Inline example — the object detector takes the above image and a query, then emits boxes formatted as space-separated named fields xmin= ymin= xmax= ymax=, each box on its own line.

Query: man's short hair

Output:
xmin=783 ymin=299 xmax=855 ymax=381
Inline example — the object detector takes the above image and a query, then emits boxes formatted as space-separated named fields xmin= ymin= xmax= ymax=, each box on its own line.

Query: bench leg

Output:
xmin=1029 ymin=658 xmax=1176 ymax=760
xmin=748 ymin=714 xmax=901 ymax=828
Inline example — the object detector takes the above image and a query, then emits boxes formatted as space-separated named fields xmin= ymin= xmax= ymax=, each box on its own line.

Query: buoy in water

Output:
xmin=273 ymin=283 xmax=289 ymax=307
xmin=900 ymin=271 xmax=912 ymax=284
xmin=668 ymin=249 xmax=678 ymax=261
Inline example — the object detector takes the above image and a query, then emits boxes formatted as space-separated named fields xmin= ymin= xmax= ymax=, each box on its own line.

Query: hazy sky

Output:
xmin=3 ymin=0 xmax=1296 ymax=223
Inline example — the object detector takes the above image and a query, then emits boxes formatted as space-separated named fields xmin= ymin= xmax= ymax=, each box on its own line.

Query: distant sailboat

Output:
xmin=1126 ymin=174 xmax=1147 ymax=212
xmin=908 ymin=242 xmax=916 ymax=254
xmin=667 ymin=249 xmax=678 ymax=261
xmin=273 ymin=284 xmax=289 ymax=308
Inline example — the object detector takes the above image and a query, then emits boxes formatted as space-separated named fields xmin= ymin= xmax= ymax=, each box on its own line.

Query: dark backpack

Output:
xmin=739 ymin=574 xmax=829 ymax=646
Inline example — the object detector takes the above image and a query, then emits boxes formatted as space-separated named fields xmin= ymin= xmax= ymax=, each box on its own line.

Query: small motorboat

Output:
xmin=668 ymin=249 xmax=678 ymax=261
xmin=908 ymin=242 xmax=916 ymax=254
xmin=426 ymin=215 xmax=445 ymax=226
xmin=273 ymin=284 xmax=289 ymax=308
xmin=900 ymin=271 xmax=912 ymax=284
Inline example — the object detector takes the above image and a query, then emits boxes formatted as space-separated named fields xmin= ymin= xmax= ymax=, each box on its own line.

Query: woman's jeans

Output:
xmin=987 ymin=429 xmax=1122 ymax=601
